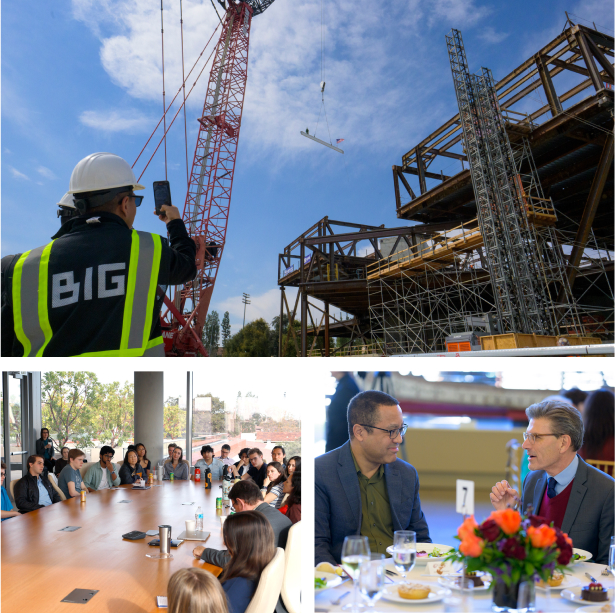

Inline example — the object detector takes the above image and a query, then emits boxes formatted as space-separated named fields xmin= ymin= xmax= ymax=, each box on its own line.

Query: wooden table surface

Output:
xmin=1 ymin=479 xmax=231 ymax=613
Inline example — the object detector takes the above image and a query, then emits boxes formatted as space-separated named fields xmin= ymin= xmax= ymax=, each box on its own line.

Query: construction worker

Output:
xmin=1 ymin=152 xmax=196 ymax=357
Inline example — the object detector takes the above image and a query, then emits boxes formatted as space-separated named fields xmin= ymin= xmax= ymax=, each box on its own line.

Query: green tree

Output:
xmin=194 ymin=393 xmax=226 ymax=434
xmin=93 ymin=382 xmax=134 ymax=448
xmin=272 ymin=314 xmax=301 ymax=356
xmin=224 ymin=318 xmax=271 ymax=356
xmin=42 ymin=372 xmax=100 ymax=447
xmin=203 ymin=310 xmax=220 ymax=356
xmin=221 ymin=311 xmax=231 ymax=346
xmin=164 ymin=398 xmax=185 ymax=439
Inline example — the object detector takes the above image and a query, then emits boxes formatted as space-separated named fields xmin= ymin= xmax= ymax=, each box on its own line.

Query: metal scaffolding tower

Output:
xmin=446 ymin=29 xmax=555 ymax=335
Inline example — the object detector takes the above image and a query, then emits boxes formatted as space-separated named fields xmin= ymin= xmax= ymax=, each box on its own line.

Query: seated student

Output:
xmin=262 ymin=462 xmax=287 ymax=508
xmin=578 ymin=389 xmax=614 ymax=475
xmin=84 ymin=446 xmax=121 ymax=490
xmin=1 ymin=462 xmax=20 ymax=520
xmin=135 ymin=443 xmax=152 ymax=475
xmin=280 ymin=468 xmax=301 ymax=524
xmin=166 ymin=567 xmax=229 ymax=613
xmin=490 ymin=399 xmax=614 ymax=564
xmin=54 ymin=447 xmax=70 ymax=476
xmin=286 ymin=455 xmax=300 ymax=475
xmin=193 ymin=480 xmax=291 ymax=567
xmin=35 ymin=428 xmax=56 ymax=474
xmin=14 ymin=455 xmax=61 ymax=513
xmin=315 ymin=390 xmax=432 ymax=565
xmin=194 ymin=445 xmax=224 ymax=480
xmin=232 ymin=448 xmax=250 ymax=478
xmin=271 ymin=445 xmax=286 ymax=469
xmin=219 ymin=444 xmax=235 ymax=467
xmin=240 ymin=448 xmax=268 ymax=489
xmin=163 ymin=446 xmax=189 ymax=480
xmin=58 ymin=449 xmax=90 ymax=499
xmin=119 ymin=449 xmax=146 ymax=484
xmin=218 ymin=511 xmax=276 ymax=613
xmin=163 ymin=443 xmax=177 ymax=464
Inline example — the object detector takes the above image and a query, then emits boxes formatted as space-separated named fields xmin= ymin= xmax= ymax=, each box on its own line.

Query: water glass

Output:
xmin=392 ymin=530 xmax=416 ymax=581
xmin=610 ymin=537 xmax=615 ymax=577
xmin=517 ymin=580 xmax=535 ymax=613
xmin=341 ymin=536 xmax=370 ymax=612
xmin=358 ymin=555 xmax=385 ymax=608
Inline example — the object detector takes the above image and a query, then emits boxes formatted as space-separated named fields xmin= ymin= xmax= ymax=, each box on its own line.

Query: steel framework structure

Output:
xmin=162 ymin=0 xmax=274 ymax=356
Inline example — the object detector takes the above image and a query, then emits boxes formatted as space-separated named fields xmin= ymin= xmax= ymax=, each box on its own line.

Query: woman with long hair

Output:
xmin=163 ymin=446 xmax=189 ymax=480
xmin=282 ymin=468 xmax=301 ymax=524
xmin=286 ymin=456 xmax=300 ymax=474
xmin=262 ymin=461 xmax=287 ymax=508
xmin=135 ymin=443 xmax=151 ymax=476
xmin=119 ymin=449 xmax=146 ymax=484
xmin=167 ymin=568 xmax=229 ymax=613
xmin=219 ymin=510 xmax=275 ymax=613
xmin=54 ymin=447 xmax=70 ymax=476
xmin=579 ymin=388 xmax=614 ymax=475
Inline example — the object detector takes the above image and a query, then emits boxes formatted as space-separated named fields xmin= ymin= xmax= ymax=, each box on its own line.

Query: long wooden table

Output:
xmin=1 ymin=479 xmax=231 ymax=612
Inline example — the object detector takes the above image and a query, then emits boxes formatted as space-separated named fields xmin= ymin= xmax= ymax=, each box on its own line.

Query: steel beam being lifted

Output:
xmin=300 ymin=131 xmax=344 ymax=153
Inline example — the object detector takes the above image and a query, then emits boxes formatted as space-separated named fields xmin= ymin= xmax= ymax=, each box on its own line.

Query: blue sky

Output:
xmin=2 ymin=0 xmax=613 ymax=335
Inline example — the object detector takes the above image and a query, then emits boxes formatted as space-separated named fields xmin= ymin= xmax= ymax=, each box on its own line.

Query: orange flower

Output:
xmin=527 ymin=524 xmax=557 ymax=548
xmin=459 ymin=534 xmax=484 ymax=557
xmin=489 ymin=508 xmax=521 ymax=535
xmin=562 ymin=532 xmax=573 ymax=547
xmin=457 ymin=515 xmax=479 ymax=541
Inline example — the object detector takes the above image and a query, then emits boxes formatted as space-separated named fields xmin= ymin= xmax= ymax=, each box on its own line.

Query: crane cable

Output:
xmin=314 ymin=0 xmax=333 ymax=146
xmin=180 ymin=0 xmax=189 ymax=188
xmin=160 ymin=0 xmax=168 ymax=180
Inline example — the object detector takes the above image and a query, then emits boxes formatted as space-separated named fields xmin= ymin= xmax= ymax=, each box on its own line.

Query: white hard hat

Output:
xmin=68 ymin=152 xmax=145 ymax=194
xmin=57 ymin=192 xmax=76 ymax=208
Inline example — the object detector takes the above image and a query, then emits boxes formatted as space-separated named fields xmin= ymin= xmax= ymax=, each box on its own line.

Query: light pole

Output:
xmin=242 ymin=293 xmax=251 ymax=329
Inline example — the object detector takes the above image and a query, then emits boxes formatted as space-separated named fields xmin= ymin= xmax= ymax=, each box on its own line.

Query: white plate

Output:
xmin=385 ymin=543 xmax=453 ymax=564
xmin=381 ymin=583 xmax=447 ymax=604
xmin=562 ymin=586 xmax=613 ymax=605
xmin=575 ymin=606 xmax=615 ymax=613
xmin=438 ymin=573 xmax=492 ymax=591
xmin=314 ymin=571 xmax=343 ymax=592
xmin=570 ymin=548 xmax=594 ymax=565
xmin=536 ymin=574 xmax=580 ymax=591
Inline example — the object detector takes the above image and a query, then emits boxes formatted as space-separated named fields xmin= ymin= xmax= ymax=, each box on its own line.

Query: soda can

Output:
xmin=170 ymin=472 xmax=175 ymax=481
xmin=80 ymin=489 xmax=86 ymax=503
xmin=216 ymin=497 xmax=222 ymax=509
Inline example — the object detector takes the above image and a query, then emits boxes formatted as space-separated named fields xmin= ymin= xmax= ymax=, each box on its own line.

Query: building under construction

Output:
xmin=277 ymin=20 xmax=614 ymax=356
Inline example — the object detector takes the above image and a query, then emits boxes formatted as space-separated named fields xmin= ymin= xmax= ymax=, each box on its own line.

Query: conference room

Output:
xmin=315 ymin=365 xmax=615 ymax=612
xmin=1 ymin=369 xmax=304 ymax=613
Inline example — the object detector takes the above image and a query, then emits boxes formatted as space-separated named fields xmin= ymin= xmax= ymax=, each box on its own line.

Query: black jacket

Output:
xmin=14 ymin=473 xmax=61 ymax=513
xmin=1 ymin=212 xmax=196 ymax=356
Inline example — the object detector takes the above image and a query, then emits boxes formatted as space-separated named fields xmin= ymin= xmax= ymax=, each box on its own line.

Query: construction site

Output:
xmin=277 ymin=18 xmax=614 ymax=357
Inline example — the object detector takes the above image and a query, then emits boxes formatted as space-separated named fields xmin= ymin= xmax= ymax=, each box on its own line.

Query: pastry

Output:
xmin=537 ymin=570 xmax=564 ymax=588
xmin=398 ymin=584 xmax=431 ymax=600
xmin=464 ymin=571 xmax=484 ymax=587
xmin=581 ymin=583 xmax=608 ymax=602
xmin=315 ymin=562 xmax=343 ymax=576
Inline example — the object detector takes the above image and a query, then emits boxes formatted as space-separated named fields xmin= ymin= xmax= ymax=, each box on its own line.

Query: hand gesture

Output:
xmin=490 ymin=480 xmax=520 ymax=510
xmin=154 ymin=204 xmax=181 ymax=224
xmin=193 ymin=546 xmax=205 ymax=559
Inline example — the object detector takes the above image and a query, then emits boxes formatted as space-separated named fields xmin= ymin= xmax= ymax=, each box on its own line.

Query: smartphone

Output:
xmin=153 ymin=181 xmax=172 ymax=215
xmin=148 ymin=539 xmax=183 ymax=547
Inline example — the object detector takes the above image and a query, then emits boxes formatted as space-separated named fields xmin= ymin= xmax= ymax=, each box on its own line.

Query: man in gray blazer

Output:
xmin=491 ymin=399 xmax=614 ymax=564
xmin=192 ymin=479 xmax=291 ymax=567
xmin=316 ymin=390 xmax=431 ymax=565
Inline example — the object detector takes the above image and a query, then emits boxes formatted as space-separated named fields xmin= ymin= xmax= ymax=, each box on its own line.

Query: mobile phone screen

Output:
xmin=153 ymin=181 xmax=172 ymax=215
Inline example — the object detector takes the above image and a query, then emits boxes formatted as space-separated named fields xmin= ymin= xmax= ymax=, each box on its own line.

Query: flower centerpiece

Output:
xmin=446 ymin=509 xmax=573 ymax=611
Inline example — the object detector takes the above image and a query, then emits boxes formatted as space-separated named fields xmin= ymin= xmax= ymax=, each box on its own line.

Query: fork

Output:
xmin=330 ymin=591 xmax=351 ymax=606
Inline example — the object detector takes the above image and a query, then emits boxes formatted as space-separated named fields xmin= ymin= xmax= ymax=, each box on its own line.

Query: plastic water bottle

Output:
xmin=195 ymin=506 xmax=203 ymax=532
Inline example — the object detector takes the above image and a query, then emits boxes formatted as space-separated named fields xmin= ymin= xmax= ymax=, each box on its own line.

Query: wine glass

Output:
xmin=358 ymin=554 xmax=385 ymax=608
xmin=392 ymin=530 xmax=416 ymax=582
xmin=517 ymin=580 xmax=535 ymax=613
xmin=341 ymin=536 xmax=370 ymax=612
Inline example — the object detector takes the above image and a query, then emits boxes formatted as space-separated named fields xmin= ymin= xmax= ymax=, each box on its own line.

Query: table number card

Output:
xmin=59 ymin=526 xmax=82 ymax=532
xmin=456 ymin=479 xmax=475 ymax=516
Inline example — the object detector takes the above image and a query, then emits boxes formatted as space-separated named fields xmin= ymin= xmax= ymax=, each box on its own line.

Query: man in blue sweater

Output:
xmin=316 ymin=390 xmax=431 ymax=564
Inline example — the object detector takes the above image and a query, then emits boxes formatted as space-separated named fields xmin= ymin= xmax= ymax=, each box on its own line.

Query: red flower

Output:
xmin=528 ymin=514 xmax=550 ymax=528
xmin=479 ymin=518 xmax=500 ymax=542
xmin=500 ymin=537 xmax=527 ymax=560
xmin=555 ymin=529 xmax=573 ymax=565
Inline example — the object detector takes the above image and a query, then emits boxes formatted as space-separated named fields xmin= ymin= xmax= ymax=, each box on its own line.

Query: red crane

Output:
xmin=161 ymin=0 xmax=276 ymax=356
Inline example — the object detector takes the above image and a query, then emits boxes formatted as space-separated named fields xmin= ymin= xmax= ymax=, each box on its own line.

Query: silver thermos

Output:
xmin=157 ymin=465 xmax=164 ymax=481
xmin=159 ymin=525 xmax=172 ymax=555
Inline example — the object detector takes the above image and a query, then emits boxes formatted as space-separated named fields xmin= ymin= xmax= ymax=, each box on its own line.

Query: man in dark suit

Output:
xmin=326 ymin=372 xmax=360 ymax=452
xmin=316 ymin=390 xmax=431 ymax=565
xmin=491 ymin=399 xmax=614 ymax=564
xmin=192 ymin=480 xmax=291 ymax=567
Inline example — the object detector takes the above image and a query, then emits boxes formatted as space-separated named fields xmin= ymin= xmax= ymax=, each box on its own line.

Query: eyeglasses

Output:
xmin=359 ymin=424 xmax=408 ymax=439
xmin=101 ymin=454 xmax=114 ymax=460
xmin=523 ymin=432 xmax=558 ymax=443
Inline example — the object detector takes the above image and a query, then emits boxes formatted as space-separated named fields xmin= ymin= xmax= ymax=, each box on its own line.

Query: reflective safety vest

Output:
xmin=11 ymin=230 xmax=165 ymax=357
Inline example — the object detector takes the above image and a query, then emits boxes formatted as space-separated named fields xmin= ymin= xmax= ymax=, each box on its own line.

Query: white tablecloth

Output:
xmin=315 ymin=560 xmax=615 ymax=612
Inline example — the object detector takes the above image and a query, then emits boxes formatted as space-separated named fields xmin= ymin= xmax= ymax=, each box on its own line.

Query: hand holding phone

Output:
xmin=153 ymin=181 xmax=172 ymax=216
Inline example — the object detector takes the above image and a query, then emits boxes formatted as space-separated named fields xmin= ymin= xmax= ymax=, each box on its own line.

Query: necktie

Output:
xmin=547 ymin=477 xmax=557 ymax=499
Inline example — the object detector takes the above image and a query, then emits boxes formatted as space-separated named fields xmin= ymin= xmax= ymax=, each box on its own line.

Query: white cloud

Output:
xmin=425 ymin=0 xmax=491 ymax=28
xmin=79 ymin=109 xmax=154 ymax=133
xmin=215 ymin=287 xmax=290 ymax=328
xmin=8 ymin=166 xmax=30 ymax=181
xmin=37 ymin=166 xmax=57 ymax=180
xmin=478 ymin=26 xmax=510 ymax=44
